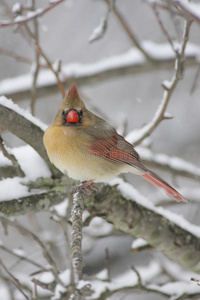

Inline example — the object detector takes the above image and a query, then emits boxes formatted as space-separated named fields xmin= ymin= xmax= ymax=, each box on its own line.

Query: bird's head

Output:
xmin=54 ymin=84 xmax=90 ymax=127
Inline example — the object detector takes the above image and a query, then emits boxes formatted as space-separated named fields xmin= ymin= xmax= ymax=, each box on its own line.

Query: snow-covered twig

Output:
xmin=89 ymin=10 xmax=109 ymax=43
xmin=0 ymin=0 xmax=65 ymax=28
xmin=137 ymin=146 xmax=200 ymax=182
xmin=170 ymin=0 xmax=200 ymax=24
xmin=127 ymin=19 xmax=192 ymax=147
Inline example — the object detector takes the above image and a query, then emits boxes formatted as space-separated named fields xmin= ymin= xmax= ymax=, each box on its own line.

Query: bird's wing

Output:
xmin=86 ymin=118 xmax=144 ymax=170
xmin=86 ymin=118 xmax=186 ymax=202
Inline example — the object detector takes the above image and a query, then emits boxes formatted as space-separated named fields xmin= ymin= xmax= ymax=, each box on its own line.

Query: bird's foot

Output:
xmin=73 ymin=180 xmax=98 ymax=195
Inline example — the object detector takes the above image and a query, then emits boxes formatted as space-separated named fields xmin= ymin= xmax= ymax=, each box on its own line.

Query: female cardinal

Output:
xmin=43 ymin=84 xmax=185 ymax=202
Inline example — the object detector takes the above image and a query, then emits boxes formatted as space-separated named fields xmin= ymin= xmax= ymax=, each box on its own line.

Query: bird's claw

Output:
xmin=73 ymin=180 xmax=98 ymax=195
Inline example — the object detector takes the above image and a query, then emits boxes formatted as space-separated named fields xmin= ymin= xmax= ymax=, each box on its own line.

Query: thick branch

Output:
xmin=0 ymin=166 xmax=19 ymax=179
xmin=0 ymin=104 xmax=60 ymax=177
xmin=83 ymin=185 xmax=200 ymax=273
xmin=1 ymin=182 xmax=200 ymax=273
xmin=0 ymin=191 xmax=66 ymax=216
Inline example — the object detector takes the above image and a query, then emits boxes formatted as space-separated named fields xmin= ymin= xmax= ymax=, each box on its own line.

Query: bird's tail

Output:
xmin=142 ymin=170 xmax=186 ymax=202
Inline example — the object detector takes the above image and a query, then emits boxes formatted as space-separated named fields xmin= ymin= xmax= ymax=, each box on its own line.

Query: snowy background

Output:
xmin=0 ymin=0 xmax=200 ymax=299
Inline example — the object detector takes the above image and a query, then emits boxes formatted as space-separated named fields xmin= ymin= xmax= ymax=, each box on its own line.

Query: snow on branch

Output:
xmin=0 ymin=0 xmax=65 ymax=28
xmin=1 ymin=178 xmax=200 ymax=273
xmin=0 ymin=96 xmax=60 ymax=177
xmin=126 ymin=20 xmax=192 ymax=147
xmin=85 ymin=179 xmax=200 ymax=273
xmin=0 ymin=41 xmax=199 ymax=101
xmin=89 ymin=260 xmax=200 ymax=300
xmin=137 ymin=146 xmax=200 ymax=182
xmin=170 ymin=0 xmax=200 ymax=24
xmin=88 ymin=10 xmax=109 ymax=43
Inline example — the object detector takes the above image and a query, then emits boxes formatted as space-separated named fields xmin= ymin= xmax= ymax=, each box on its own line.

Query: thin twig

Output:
xmin=71 ymin=190 xmax=85 ymax=285
xmin=169 ymin=0 xmax=200 ymax=24
xmin=104 ymin=0 xmax=151 ymax=60
xmin=0 ymin=216 xmax=60 ymax=283
xmin=190 ymin=63 xmax=200 ymax=94
xmin=151 ymin=3 xmax=179 ymax=56
xmin=23 ymin=23 xmax=65 ymax=97
xmin=30 ymin=0 xmax=40 ymax=116
xmin=128 ymin=19 xmax=192 ymax=147
xmin=35 ymin=41 xmax=65 ymax=97
xmin=0 ymin=0 xmax=66 ymax=28
xmin=0 ymin=244 xmax=48 ymax=271
xmin=0 ymin=48 xmax=32 ymax=64
xmin=0 ymin=258 xmax=30 ymax=300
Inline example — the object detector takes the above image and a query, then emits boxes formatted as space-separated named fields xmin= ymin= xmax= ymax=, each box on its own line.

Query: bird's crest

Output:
xmin=57 ymin=83 xmax=85 ymax=115
xmin=68 ymin=83 xmax=79 ymax=98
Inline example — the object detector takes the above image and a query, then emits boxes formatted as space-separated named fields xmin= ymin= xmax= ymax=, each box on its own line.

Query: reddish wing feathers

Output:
xmin=89 ymin=132 xmax=186 ymax=202
xmin=89 ymin=133 xmax=142 ymax=168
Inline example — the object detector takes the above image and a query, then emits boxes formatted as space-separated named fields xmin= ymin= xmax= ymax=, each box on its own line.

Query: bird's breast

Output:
xmin=44 ymin=125 xmax=128 ymax=182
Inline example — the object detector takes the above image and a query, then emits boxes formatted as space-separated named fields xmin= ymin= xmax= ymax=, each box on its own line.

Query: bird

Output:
xmin=43 ymin=84 xmax=186 ymax=202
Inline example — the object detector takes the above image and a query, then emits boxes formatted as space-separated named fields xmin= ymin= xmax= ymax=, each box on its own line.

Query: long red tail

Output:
xmin=142 ymin=170 xmax=186 ymax=202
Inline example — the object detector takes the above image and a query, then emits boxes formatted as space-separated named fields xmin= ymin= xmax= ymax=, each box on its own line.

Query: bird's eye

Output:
xmin=61 ymin=110 xmax=65 ymax=115
xmin=79 ymin=110 xmax=83 ymax=116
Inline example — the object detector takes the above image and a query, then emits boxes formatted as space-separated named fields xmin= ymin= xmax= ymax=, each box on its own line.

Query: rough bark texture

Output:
xmin=83 ymin=185 xmax=200 ymax=274
xmin=0 ymin=166 xmax=18 ymax=179
xmin=1 ymin=181 xmax=199 ymax=273
xmin=71 ymin=191 xmax=84 ymax=285
xmin=0 ymin=191 xmax=66 ymax=216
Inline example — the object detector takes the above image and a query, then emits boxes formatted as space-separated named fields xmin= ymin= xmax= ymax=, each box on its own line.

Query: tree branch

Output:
xmin=127 ymin=19 xmax=192 ymax=146
xmin=0 ymin=135 xmax=25 ymax=177
xmin=1 ymin=181 xmax=199 ymax=273
xmin=140 ymin=148 xmax=200 ymax=182
xmin=71 ymin=190 xmax=84 ymax=286
xmin=83 ymin=184 xmax=200 ymax=273
xmin=104 ymin=0 xmax=151 ymax=60
xmin=0 ymin=191 xmax=66 ymax=216
xmin=0 ymin=216 xmax=60 ymax=282
xmin=0 ymin=103 xmax=61 ymax=177
xmin=0 ymin=258 xmax=30 ymax=300
xmin=0 ymin=0 xmax=65 ymax=28
xmin=169 ymin=0 xmax=200 ymax=24
xmin=0 ymin=43 xmax=199 ymax=101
